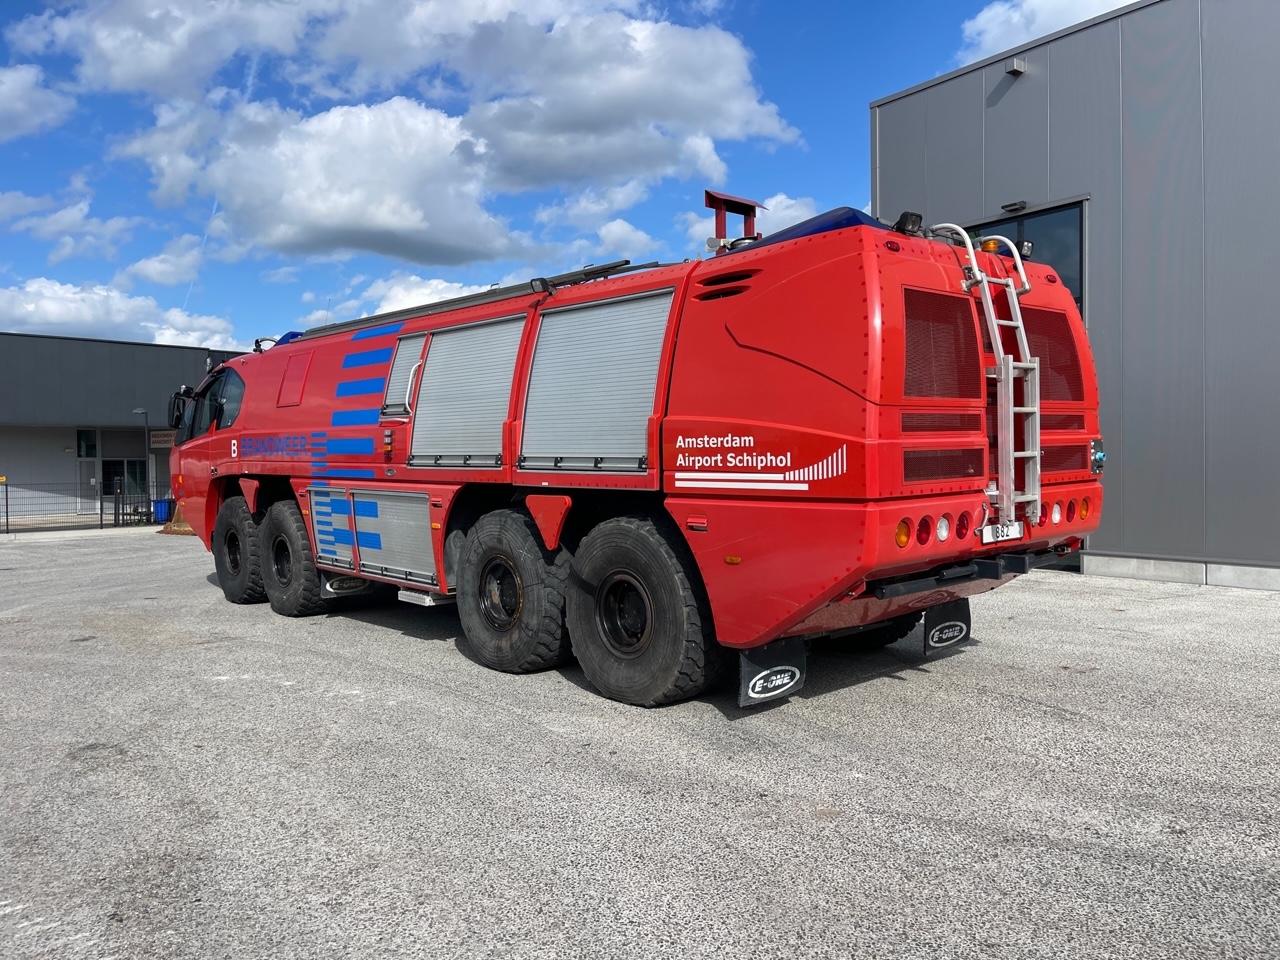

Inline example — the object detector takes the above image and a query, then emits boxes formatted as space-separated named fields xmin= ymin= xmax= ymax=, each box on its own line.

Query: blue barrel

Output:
xmin=153 ymin=499 xmax=172 ymax=523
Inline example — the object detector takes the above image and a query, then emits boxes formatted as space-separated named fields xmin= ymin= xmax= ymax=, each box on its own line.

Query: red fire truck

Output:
xmin=169 ymin=192 xmax=1105 ymax=707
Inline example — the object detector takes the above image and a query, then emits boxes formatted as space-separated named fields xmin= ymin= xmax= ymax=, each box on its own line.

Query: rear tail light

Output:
xmin=955 ymin=511 xmax=971 ymax=540
xmin=1052 ymin=502 xmax=1063 ymax=524
xmin=916 ymin=516 xmax=933 ymax=545
xmin=895 ymin=519 xmax=912 ymax=548
xmin=1080 ymin=498 xmax=1091 ymax=520
xmin=1067 ymin=499 xmax=1077 ymax=523
xmin=936 ymin=514 xmax=951 ymax=542
xmin=1038 ymin=503 xmax=1048 ymax=527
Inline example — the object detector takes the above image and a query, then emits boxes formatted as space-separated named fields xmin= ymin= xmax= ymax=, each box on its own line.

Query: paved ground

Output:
xmin=1 ymin=528 xmax=1277 ymax=959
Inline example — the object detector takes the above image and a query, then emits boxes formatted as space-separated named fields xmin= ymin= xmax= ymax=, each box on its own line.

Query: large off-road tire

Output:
xmin=456 ymin=510 xmax=571 ymax=672
xmin=212 ymin=496 xmax=265 ymax=604
xmin=567 ymin=516 xmax=724 ymax=707
xmin=260 ymin=499 xmax=329 ymax=617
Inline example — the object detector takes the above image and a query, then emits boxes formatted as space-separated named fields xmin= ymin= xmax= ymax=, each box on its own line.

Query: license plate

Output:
xmin=980 ymin=521 xmax=1024 ymax=544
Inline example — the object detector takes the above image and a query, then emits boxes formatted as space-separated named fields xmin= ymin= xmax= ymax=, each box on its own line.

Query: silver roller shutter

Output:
xmin=381 ymin=333 xmax=427 ymax=416
xmin=520 ymin=289 xmax=674 ymax=473
xmin=409 ymin=315 xmax=524 ymax=468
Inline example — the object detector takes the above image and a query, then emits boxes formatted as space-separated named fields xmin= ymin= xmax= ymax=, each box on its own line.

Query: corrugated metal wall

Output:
xmin=871 ymin=0 xmax=1280 ymax=569
xmin=0 ymin=333 xmax=238 ymax=428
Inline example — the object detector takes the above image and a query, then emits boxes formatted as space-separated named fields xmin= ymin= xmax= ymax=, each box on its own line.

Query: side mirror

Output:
xmin=169 ymin=392 xmax=187 ymax=429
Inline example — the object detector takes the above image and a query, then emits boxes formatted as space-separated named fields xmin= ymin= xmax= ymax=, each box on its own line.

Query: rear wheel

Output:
xmin=456 ymin=510 xmax=571 ymax=672
xmin=567 ymin=516 xmax=723 ymax=707
xmin=260 ymin=500 xmax=329 ymax=617
xmin=212 ymin=496 xmax=265 ymax=604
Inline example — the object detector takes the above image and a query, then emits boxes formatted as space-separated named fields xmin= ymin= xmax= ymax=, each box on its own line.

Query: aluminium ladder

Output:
xmin=930 ymin=224 xmax=1042 ymax=526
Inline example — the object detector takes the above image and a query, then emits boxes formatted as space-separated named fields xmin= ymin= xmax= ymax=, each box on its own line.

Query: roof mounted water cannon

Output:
xmin=705 ymin=189 xmax=766 ymax=255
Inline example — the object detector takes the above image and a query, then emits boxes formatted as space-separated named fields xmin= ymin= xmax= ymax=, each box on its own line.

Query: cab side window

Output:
xmin=216 ymin=371 xmax=246 ymax=429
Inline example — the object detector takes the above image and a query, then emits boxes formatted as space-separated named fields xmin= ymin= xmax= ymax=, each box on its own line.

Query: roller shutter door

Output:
xmin=520 ymin=290 xmax=674 ymax=472
xmin=409 ymin=316 xmax=523 ymax=468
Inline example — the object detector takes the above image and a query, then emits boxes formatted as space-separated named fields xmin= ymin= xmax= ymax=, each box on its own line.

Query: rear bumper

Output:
xmin=666 ymin=481 xmax=1102 ymax=649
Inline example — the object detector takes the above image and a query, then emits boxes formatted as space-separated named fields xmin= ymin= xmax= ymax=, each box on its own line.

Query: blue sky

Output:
xmin=0 ymin=0 xmax=1127 ymax=349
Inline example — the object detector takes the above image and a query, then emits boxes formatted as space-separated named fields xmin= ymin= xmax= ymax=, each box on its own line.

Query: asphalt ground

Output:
xmin=1 ymin=528 xmax=1277 ymax=960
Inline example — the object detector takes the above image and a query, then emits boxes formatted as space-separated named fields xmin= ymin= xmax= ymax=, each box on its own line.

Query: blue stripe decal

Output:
xmin=312 ymin=480 xmax=329 ymax=487
xmin=326 ymin=437 xmax=376 ymax=456
xmin=329 ymin=500 xmax=352 ymax=516
xmin=320 ymin=548 xmax=337 ymax=557
xmin=331 ymin=529 xmax=354 ymax=546
xmin=352 ymin=322 xmax=405 ymax=341
xmin=353 ymin=500 xmax=379 ymax=518
xmin=336 ymin=378 xmax=386 ymax=398
xmin=311 ymin=431 xmax=328 ymax=439
xmin=356 ymin=531 xmax=382 ymax=551
xmin=322 ymin=468 xmax=377 ymax=479
xmin=342 ymin=348 xmax=394 ymax=368
xmin=331 ymin=409 xmax=381 ymax=426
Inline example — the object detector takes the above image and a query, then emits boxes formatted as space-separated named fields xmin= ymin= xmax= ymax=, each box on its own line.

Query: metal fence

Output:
xmin=0 ymin=480 xmax=176 ymax=534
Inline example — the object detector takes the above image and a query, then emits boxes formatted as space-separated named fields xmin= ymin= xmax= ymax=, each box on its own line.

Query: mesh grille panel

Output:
xmin=901 ymin=413 xmax=983 ymax=433
xmin=1021 ymin=307 xmax=1084 ymax=401
xmin=903 ymin=289 xmax=982 ymax=399
xmin=903 ymin=449 xmax=985 ymax=482
xmin=1041 ymin=414 xmax=1085 ymax=431
xmin=1042 ymin=445 xmax=1089 ymax=473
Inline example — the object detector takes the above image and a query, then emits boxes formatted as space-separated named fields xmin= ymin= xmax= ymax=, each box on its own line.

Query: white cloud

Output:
xmin=535 ymin=180 xmax=650 ymax=228
xmin=16 ymin=2 xmax=796 ymax=271
xmin=361 ymin=274 xmax=490 ymax=314
xmin=456 ymin=15 xmax=795 ymax=191
xmin=958 ymin=0 xmax=1130 ymax=64
xmin=679 ymin=192 xmax=819 ymax=250
xmin=0 ymin=277 xmax=240 ymax=349
xmin=12 ymin=199 xmax=143 ymax=264
xmin=151 ymin=97 xmax=524 ymax=266
xmin=596 ymin=219 xmax=657 ymax=257
xmin=0 ymin=191 xmax=55 ymax=222
xmin=6 ymin=0 xmax=318 ymax=98
xmin=262 ymin=266 xmax=299 ymax=284
xmin=0 ymin=65 xmax=75 ymax=142
xmin=117 ymin=234 xmax=203 ymax=287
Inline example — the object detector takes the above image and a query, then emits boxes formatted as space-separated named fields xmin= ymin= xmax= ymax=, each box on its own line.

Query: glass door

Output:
xmin=77 ymin=459 xmax=98 ymax=514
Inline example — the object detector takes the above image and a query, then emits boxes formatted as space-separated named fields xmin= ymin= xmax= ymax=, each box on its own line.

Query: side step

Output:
xmin=398 ymin=588 xmax=456 ymax=607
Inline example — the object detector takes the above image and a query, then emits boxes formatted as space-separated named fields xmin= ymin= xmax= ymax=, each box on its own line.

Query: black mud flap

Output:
xmin=901 ymin=598 xmax=973 ymax=659
xmin=738 ymin=636 xmax=807 ymax=708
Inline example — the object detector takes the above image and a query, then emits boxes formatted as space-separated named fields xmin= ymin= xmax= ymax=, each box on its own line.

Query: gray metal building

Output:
xmin=0 ymin=333 xmax=237 ymax=516
xmin=871 ymin=0 xmax=1279 ymax=589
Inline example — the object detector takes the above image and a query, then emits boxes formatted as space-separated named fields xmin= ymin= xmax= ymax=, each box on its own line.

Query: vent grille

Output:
xmin=693 ymin=287 xmax=748 ymax=301
xmin=1042 ymin=445 xmax=1089 ymax=473
xmin=903 ymin=449 xmax=985 ymax=483
xmin=903 ymin=289 xmax=982 ymax=399
xmin=699 ymin=269 xmax=759 ymax=287
xmin=1021 ymin=307 xmax=1084 ymax=402
xmin=1041 ymin=414 xmax=1085 ymax=432
xmin=901 ymin=413 xmax=983 ymax=433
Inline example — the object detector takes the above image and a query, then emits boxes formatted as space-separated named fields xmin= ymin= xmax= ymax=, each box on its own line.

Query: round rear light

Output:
xmin=936 ymin=514 xmax=952 ymax=542
xmin=1052 ymin=502 xmax=1063 ymax=524
xmin=895 ymin=519 xmax=912 ymax=548
xmin=1067 ymin=499 xmax=1077 ymax=522
xmin=916 ymin=516 xmax=933 ymax=545
xmin=1038 ymin=503 xmax=1048 ymax=527
xmin=956 ymin=511 xmax=971 ymax=540
xmin=1080 ymin=498 xmax=1091 ymax=520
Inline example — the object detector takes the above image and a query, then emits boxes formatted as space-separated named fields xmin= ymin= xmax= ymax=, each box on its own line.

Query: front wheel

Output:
xmin=260 ymin=500 xmax=329 ymax=617
xmin=212 ymin=496 xmax=265 ymax=604
xmin=567 ymin=516 xmax=724 ymax=707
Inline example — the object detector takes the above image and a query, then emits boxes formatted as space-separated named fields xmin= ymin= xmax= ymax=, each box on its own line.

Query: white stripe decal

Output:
xmin=674 ymin=480 xmax=810 ymax=491
xmin=784 ymin=444 xmax=848 ymax=483
xmin=674 ymin=471 xmax=787 ymax=480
